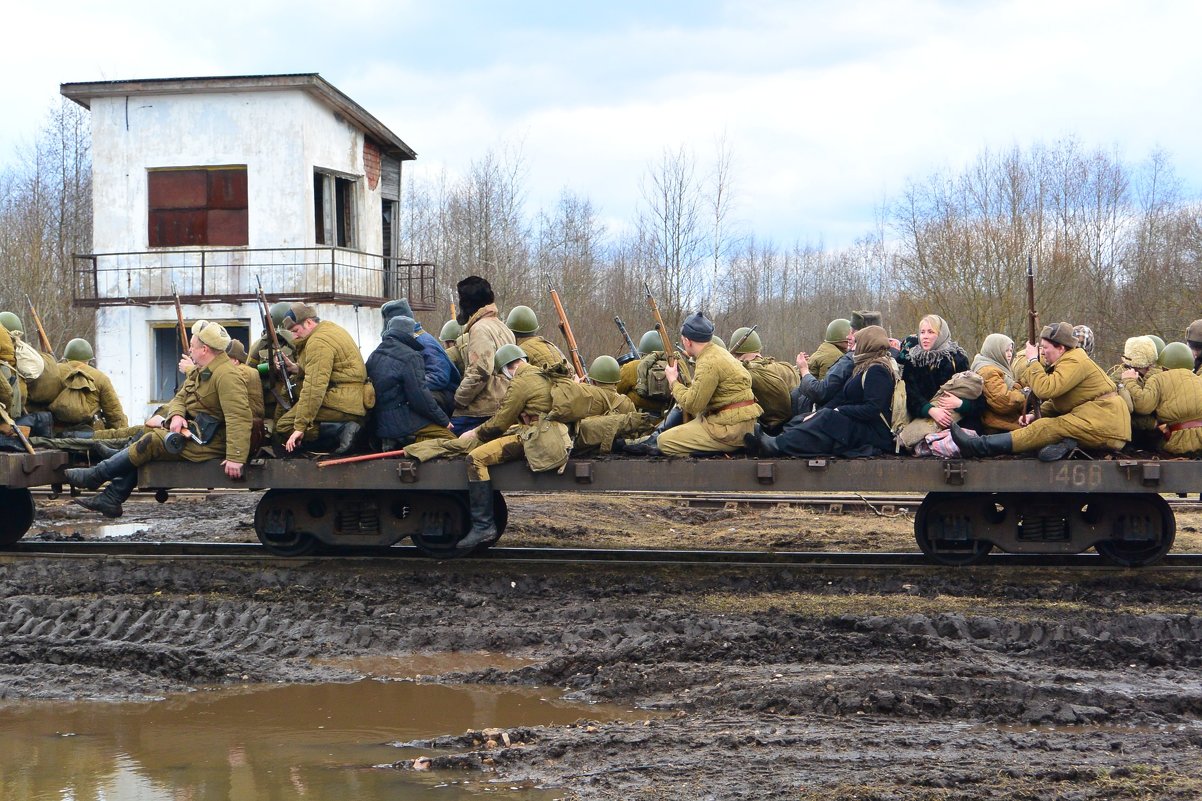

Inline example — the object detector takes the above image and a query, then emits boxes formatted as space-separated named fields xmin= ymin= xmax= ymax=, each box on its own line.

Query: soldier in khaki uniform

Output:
xmin=629 ymin=313 xmax=761 ymax=456
xmin=952 ymin=321 xmax=1130 ymax=460
xmin=1186 ymin=319 xmax=1202 ymax=375
xmin=64 ymin=322 xmax=252 ymax=517
xmin=0 ymin=314 xmax=21 ymax=416
xmin=808 ymin=319 xmax=851 ymax=381
xmin=575 ymin=355 xmax=652 ymax=454
xmin=227 ymin=339 xmax=266 ymax=424
xmin=1109 ymin=336 xmax=1162 ymax=449
xmin=615 ymin=330 xmax=671 ymax=418
xmin=245 ymin=301 xmax=297 ymax=424
xmin=1126 ymin=342 xmax=1202 ymax=455
xmin=505 ymin=305 xmax=575 ymax=375
xmin=43 ymin=338 xmax=128 ymax=433
xmin=729 ymin=327 xmax=800 ymax=433
xmin=440 ymin=319 xmax=465 ymax=375
xmin=275 ymin=302 xmax=367 ymax=454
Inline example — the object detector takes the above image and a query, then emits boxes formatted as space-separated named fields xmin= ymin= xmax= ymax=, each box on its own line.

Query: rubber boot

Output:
xmin=1038 ymin=438 xmax=1078 ymax=462
xmin=64 ymin=448 xmax=135 ymax=490
xmin=457 ymin=480 xmax=497 ymax=553
xmin=74 ymin=471 xmax=136 ymax=518
xmin=949 ymin=424 xmax=1012 ymax=458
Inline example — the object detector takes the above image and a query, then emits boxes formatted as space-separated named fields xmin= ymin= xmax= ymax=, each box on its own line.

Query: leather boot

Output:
xmin=1038 ymin=438 xmax=1078 ymax=462
xmin=949 ymin=424 xmax=1012 ymax=458
xmin=74 ymin=471 xmax=136 ymax=518
xmin=64 ymin=448 xmax=135 ymax=490
xmin=457 ymin=479 xmax=497 ymax=553
xmin=334 ymin=422 xmax=361 ymax=455
xmin=620 ymin=434 xmax=661 ymax=456
xmin=743 ymin=423 xmax=780 ymax=457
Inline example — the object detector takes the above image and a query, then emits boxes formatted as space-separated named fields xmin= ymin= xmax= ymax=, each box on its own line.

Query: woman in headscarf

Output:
xmin=898 ymin=314 xmax=973 ymax=429
xmin=745 ymin=326 xmax=896 ymax=457
xmin=971 ymin=333 xmax=1026 ymax=432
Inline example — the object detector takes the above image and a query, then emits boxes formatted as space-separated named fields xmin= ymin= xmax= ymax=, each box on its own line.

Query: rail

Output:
xmin=72 ymin=248 xmax=436 ymax=308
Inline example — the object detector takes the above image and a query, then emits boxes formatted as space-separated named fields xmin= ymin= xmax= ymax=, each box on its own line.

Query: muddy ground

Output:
xmin=4 ymin=491 xmax=1202 ymax=799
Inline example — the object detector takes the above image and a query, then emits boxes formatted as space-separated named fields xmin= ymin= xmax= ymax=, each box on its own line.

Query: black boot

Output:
xmin=1038 ymin=438 xmax=1078 ymax=462
xmin=621 ymin=434 xmax=661 ymax=456
xmin=64 ymin=448 xmax=135 ymax=490
xmin=334 ymin=422 xmax=361 ymax=455
xmin=74 ymin=471 xmax=136 ymax=518
xmin=743 ymin=423 xmax=780 ymax=457
xmin=457 ymin=480 xmax=497 ymax=553
xmin=949 ymin=424 xmax=1012 ymax=458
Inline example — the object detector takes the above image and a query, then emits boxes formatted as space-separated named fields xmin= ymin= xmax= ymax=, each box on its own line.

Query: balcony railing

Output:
xmin=72 ymin=247 xmax=436 ymax=309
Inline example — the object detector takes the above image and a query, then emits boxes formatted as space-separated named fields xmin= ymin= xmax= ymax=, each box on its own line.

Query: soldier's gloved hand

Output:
xmin=222 ymin=460 xmax=244 ymax=479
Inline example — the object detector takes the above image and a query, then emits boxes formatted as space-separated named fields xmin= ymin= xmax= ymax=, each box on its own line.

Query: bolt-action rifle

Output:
xmin=0 ymin=403 xmax=35 ymax=455
xmin=1025 ymin=255 xmax=1041 ymax=421
xmin=255 ymin=275 xmax=295 ymax=409
xmin=614 ymin=317 xmax=639 ymax=364
xmin=171 ymin=284 xmax=189 ymax=357
xmin=547 ymin=284 xmax=587 ymax=378
xmin=642 ymin=281 xmax=692 ymax=384
xmin=24 ymin=295 xmax=53 ymax=355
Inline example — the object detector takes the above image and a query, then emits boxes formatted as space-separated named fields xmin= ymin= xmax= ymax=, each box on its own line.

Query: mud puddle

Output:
xmin=0 ymin=677 xmax=650 ymax=800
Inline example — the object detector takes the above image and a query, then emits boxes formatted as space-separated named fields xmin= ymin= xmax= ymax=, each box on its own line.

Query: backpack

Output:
xmin=49 ymin=365 xmax=100 ymax=425
xmin=635 ymin=352 xmax=673 ymax=401
xmin=13 ymin=336 xmax=45 ymax=380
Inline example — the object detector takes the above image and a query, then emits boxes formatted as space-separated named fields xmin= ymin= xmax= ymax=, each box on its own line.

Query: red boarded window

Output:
xmin=148 ymin=167 xmax=248 ymax=247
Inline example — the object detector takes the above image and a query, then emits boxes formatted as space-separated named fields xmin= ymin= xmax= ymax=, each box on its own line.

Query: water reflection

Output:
xmin=0 ymin=678 xmax=635 ymax=800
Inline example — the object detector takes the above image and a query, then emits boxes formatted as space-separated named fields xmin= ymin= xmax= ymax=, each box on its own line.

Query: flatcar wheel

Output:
xmin=1094 ymin=494 xmax=1175 ymax=567
xmin=254 ymin=489 xmax=321 ymax=557
xmin=914 ymin=493 xmax=993 ymax=566
xmin=0 ymin=487 xmax=35 ymax=547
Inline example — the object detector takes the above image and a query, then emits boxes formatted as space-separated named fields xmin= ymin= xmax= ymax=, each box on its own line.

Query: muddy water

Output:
xmin=0 ymin=675 xmax=640 ymax=800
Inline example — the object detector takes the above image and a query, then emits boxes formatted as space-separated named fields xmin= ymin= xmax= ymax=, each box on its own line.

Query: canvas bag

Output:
xmin=519 ymin=416 xmax=572 ymax=473
xmin=12 ymin=336 xmax=45 ymax=380
xmin=635 ymin=353 xmax=678 ymax=401
xmin=48 ymin=365 xmax=99 ymax=424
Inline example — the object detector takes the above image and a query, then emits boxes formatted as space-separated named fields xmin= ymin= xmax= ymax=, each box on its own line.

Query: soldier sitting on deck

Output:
xmin=64 ymin=322 xmax=252 ymax=518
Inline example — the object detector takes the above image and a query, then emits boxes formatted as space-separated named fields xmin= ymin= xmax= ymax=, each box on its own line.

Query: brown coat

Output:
xmin=163 ymin=352 xmax=253 ymax=463
xmin=516 ymin=334 xmax=573 ymax=375
xmin=454 ymin=304 xmax=515 ymax=417
xmin=290 ymin=320 xmax=367 ymax=432
xmin=1127 ymin=368 xmax=1202 ymax=454
xmin=672 ymin=343 xmax=761 ymax=425
xmin=977 ymin=364 xmax=1024 ymax=432
xmin=808 ymin=341 xmax=845 ymax=381
xmin=1017 ymin=348 xmax=1130 ymax=445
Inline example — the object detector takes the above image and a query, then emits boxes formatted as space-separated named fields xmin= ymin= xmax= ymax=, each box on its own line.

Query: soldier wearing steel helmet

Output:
xmin=1126 ymin=342 xmax=1202 ymax=455
xmin=1186 ymin=320 xmax=1202 ymax=375
xmin=440 ymin=319 xmax=466 ymax=375
xmin=729 ymin=326 xmax=800 ymax=433
xmin=505 ymin=305 xmax=575 ymax=376
xmin=808 ymin=319 xmax=852 ymax=380
xmin=615 ymin=330 xmax=672 ymax=417
xmin=46 ymin=338 xmax=128 ymax=434
xmin=0 ymin=311 xmax=24 ymax=417
xmin=246 ymin=301 xmax=298 ymax=425
xmin=1108 ymin=336 xmax=1163 ymax=450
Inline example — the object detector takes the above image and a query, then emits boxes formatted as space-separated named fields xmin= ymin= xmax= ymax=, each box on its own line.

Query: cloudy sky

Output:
xmin=3 ymin=0 xmax=1199 ymax=247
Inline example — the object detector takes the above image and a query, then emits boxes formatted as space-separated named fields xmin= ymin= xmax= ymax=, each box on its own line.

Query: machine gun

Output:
xmin=1025 ymin=255 xmax=1041 ymax=421
xmin=614 ymin=317 xmax=639 ymax=364
xmin=24 ymin=295 xmax=53 ymax=355
xmin=547 ymin=284 xmax=587 ymax=378
xmin=642 ymin=281 xmax=692 ymax=384
xmin=255 ymin=275 xmax=295 ymax=409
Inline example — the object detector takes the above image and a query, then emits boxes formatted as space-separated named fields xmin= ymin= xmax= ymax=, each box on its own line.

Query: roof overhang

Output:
xmin=60 ymin=73 xmax=416 ymax=160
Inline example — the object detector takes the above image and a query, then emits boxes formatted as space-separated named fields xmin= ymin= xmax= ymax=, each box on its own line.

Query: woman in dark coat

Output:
xmin=365 ymin=316 xmax=454 ymax=450
xmin=746 ymin=326 xmax=896 ymax=457
xmin=898 ymin=314 xmax=975 ymax=429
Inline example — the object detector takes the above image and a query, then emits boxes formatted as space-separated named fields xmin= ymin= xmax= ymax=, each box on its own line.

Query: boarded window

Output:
xmin=148 ymin=167 xmax=248 ymax=248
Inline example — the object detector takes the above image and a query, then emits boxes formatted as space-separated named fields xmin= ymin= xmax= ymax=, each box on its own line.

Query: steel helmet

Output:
xmin=1147 ymin=335 xmax=1166 ymax=356
xmin=1187 ymin=320 xmax=1202 ymax=346
xmin=269 ymin=302 xmax=292 ymax=328
xmin=64 ymin=338 xmax=94 ymax=361
xmin=637 ymin=330 xmax=663 ymax=355
xmin=505 ymin=306 xmax=539 ymax=335
xmin=0 ymin=311 xmax=24 ymax=333
xmin=439 ymin=319 xmax=463 ymax=341
xmin=493 ymin=343 xmax=528 ymax=374
xmin=588 ymin=355 xmax=621 ymax=384
xmin=729 ymin=327 xmax=762 ymax=354
xmin=1159 ymin=342 xmax=1194 ymax=371
xmin=825 ymin=318 xmax=852 ymax=344
xmin=711 ymin=335 xmax=726 ymax=350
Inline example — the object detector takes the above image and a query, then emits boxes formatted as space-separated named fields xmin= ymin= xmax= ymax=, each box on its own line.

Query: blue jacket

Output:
xmin=366 ymin=329 xmax=450 ymax=442
xmin=414 ymin=328 xmax=460 ymax=393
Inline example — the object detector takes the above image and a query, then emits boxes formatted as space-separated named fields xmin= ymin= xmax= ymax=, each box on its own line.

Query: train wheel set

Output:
xmin=1 ymin=450 xmax=1196 ymax=566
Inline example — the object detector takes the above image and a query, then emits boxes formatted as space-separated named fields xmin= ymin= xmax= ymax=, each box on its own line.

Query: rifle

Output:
xmin=0 ymin=404 xmax=35 ymax=455
xmin=255 ymin=275 xmax=295 ymax=408
xmin=450 ymin=297 xmax=457 ymax=321
xmin=614 ymin=317 xmax=639 ymax=363
xmin=171 ymin=284 xmax=189 ymax=355
xmin=730 ymin=325 xmax=759 ymax=355
xmin=547 ymin=284 xmax=587 ymax=378
xmin=1025 ymin=255 xmax=1041 ymax=421
xmin=24 ymin=295 xmax=53 ymax=355
xmin=642 ymin=281 xmax=692 ymax=384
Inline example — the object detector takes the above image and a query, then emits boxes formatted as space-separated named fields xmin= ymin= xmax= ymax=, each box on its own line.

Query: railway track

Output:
xmin=7 ymin=540 xmax=1202 ymax=570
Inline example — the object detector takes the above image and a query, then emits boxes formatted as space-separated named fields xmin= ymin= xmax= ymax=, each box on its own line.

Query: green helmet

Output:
xmin=588 ymin=355 xmax=621 ymax=384
xmin=730 ymin=327 xmax=762 ymax=354
xmin=1159 ymin=342 xmax=1194 ymax=371
xmin=825 ymin=318 xmax=852 ymax=343
xmin=1147 ymin=334 xmax=1167 ymax=356
xmin=711 ymin=335 xmax=726 ymax=350
xmin=494 ymin=343 xmax=528 ymax=374
xmin=439 ymin=319 xmax=462 ymax=341
xmin=506 ymin=305 xmax=539 ymax=335
xmin=0 ymin=311 xmax=23 ymax=333
xmin=638 ymin=330 xmax=663 ymax=355
xmin=64 ymin=337 xmax=94 ymax=361
xmin=269 ymin=302 xmax=291 ymax=328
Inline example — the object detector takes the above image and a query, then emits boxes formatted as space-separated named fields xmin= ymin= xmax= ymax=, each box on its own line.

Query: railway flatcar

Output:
xmin=0 ymin=450 xmax=68 ymax=546
xmin=131 ymin=454 xmax=1191 ymax=567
